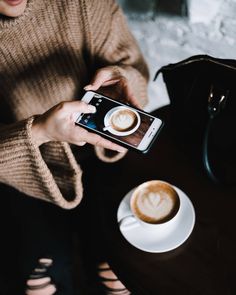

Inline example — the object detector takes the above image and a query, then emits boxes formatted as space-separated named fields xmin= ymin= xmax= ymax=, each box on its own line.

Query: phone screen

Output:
xmin=76 ymin=92 xmax=157 ymax=149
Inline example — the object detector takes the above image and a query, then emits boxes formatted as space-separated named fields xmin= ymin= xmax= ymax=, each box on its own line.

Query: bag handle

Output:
xmin=154 ymin=56 xmax=235 ymax=186
xmin=203 ymin=85 xmax=229 ymax=184
xmin=154 ymin=54 xmax=236 ymax=82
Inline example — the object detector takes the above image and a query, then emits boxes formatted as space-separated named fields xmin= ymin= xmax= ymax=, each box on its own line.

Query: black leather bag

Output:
xmin=154 ymin=55 xmax=236 ymax=186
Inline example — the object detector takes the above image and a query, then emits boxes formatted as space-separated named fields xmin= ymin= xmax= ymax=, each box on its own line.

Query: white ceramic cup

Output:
xmin=103 ymin=106 xmax=141 ymax=136
xmin=119 ymin=180 xmax=182 ymax=234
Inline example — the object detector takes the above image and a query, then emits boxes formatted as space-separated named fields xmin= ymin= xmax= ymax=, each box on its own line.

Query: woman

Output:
xmin=0 ymin=0 xmax=149 ymax=294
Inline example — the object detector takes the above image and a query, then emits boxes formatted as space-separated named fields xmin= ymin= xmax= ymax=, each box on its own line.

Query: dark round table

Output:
xmin=94 ymin=106 xmax=236 ymax=295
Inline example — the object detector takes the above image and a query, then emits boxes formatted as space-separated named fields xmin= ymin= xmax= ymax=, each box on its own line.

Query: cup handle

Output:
xmin=118 ymin=214 xmax=139 ymax=231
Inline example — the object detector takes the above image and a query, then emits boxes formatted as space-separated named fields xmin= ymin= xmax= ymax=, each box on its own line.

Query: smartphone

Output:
xmin=75 ymin=91 xmax=164 ymax=153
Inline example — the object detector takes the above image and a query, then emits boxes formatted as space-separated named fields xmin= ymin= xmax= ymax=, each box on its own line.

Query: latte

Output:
xmin=110 ymin=109 xmax=138 ymax=132
xmin=131 ymin=181 xmax=180 ymax=224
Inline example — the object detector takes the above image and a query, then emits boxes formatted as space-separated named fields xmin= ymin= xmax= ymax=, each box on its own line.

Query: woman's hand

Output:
xmin=31 ymin=100 xmax=126 ymax=152
xmin=84 ymin=66 xmax=141 ymax=108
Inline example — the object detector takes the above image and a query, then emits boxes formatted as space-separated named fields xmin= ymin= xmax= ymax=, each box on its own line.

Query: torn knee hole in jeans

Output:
xmin=25 ymin=258 xmax=56 ymax=295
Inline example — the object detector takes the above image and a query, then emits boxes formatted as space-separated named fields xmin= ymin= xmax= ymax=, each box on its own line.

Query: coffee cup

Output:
xmin=119 ymin=180 xmax=181 ymax=233
xmin=103 ymin=106 xmax=140 ymax=136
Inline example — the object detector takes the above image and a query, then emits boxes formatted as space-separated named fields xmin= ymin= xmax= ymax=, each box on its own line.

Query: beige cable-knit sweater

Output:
xmin=0 ymin=0 xmax=149 ymax=209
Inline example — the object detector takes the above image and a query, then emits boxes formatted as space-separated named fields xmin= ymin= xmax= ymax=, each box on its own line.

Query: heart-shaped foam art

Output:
xmin=132 ymin=181 xmax=180 ymax=224
xmin=111 ymin=110 xmax=137 ymax=131
xmin=138 ymin=190 xmax=175 ymax=221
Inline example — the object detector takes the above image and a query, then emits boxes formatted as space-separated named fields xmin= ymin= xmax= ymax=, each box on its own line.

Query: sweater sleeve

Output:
xmin=0 ymin=117 xmax=83 ymax=209
xmin=82 ymin=0 xmax=149 ymax=162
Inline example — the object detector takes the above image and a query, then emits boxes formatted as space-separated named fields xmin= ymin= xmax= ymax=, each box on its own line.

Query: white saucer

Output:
xmin=117 ymin=186 xmax=195 ymax=253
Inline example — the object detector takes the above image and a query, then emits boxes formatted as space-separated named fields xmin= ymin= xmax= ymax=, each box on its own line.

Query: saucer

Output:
xmin=117 ymin=186 xmax=195 ymax=253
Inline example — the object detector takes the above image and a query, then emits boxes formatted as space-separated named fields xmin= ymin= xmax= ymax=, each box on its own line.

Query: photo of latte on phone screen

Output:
xmin=75 ymin=91 xmax=164 ymax=153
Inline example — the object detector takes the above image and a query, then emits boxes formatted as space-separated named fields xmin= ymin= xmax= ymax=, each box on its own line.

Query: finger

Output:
xmin=96 ymin=78 xmax=120 ymax=87
xmin=81 ymin=132 xmax=126 ymax=153
xmin=77 ymin=141 xmax=86 ymax=146
xmin=84 ymin=69 xmax=119 ymax=91
xmin=119 ymin=78 xmax=142 ymax=108
xmin=59 ymin=101 xmax=96 ymax=123
xmin=59 ymin=100 xmax=96 ymax=114
xmin=126 ymin=93 xmax=142 ymax=109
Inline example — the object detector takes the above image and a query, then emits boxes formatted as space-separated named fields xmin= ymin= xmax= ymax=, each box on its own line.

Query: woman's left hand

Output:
xmin=84 ymin=66 xmax=141 ymax=108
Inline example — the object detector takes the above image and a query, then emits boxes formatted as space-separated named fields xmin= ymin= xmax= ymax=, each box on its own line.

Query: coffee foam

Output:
xmin=111 ymin=109 xmax=137 ymax=132
xmin=132 ymin=181 xmax=180 ymax=224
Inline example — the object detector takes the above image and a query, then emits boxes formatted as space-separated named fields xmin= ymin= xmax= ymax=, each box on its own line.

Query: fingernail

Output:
xmin=88 ymin=105 xmax=96 ymax=113
xmin=84 ymin=84 xmax=93 ymax=90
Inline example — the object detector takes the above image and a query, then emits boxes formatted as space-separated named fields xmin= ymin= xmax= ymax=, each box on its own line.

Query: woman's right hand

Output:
xmin=31 ymin=100 xmax=126 ymax=153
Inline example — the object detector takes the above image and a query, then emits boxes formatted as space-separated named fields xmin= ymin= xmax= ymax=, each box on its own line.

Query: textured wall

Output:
xmin=118 ymin=0 xmax=236 ymax=111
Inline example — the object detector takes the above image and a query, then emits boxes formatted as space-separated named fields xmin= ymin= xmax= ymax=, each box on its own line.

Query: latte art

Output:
xmin=131 ymin=181 xmax=180 ymax=224
xmin=111 ymin=109 xmax=137 ymax=132
xmin=135 ymin=191 xmax=175 ymax=221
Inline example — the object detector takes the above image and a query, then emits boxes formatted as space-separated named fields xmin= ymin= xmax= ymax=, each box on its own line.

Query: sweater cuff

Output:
xmin=0 ymin=116 xmax=83 ymax=209
xmin=26 ymin=116 xmax=83 ymax=209
xmin=94 ymin=146 xmax=127 ymax=163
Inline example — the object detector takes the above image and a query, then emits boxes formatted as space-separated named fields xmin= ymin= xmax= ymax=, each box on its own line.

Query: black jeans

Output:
xmin=0 ymin=152 xmax=122 ymax=295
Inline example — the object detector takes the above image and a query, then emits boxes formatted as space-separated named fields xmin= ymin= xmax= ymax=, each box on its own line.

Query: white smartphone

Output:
xmin=75 ymin=91 xmax=164 ymax=153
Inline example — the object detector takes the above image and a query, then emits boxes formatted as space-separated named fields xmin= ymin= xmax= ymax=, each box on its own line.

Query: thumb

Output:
xmin=65 ymin=100 xmax=96 ymax=113
xmin=61 ymin=101 xmax=96 ymax=122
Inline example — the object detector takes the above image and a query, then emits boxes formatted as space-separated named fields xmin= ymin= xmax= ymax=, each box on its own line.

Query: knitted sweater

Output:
xmin=0 ymin=0 xmax=149 ymax=209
